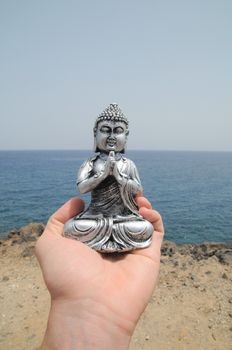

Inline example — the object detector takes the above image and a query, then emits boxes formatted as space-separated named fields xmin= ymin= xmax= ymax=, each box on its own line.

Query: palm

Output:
xmin=39 ymin=233 xmax=160 ymax=325
xmin=36 ymin=197 xmax=163 ymax=330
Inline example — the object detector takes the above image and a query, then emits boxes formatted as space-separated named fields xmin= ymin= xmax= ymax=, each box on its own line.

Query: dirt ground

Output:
xmin=0 ymin=226 xmax=232 ymax=350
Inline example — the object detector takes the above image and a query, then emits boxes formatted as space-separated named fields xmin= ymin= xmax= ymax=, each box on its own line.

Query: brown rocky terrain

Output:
xmin=0 ymin=224 xmax=232 ymax=350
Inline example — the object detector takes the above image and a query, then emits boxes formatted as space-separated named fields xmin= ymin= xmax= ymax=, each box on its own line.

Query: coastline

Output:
xmin=1 ymin=223 xmax=232 ymax=349
xmin=2 ymin=222 xmax=232 ymax=260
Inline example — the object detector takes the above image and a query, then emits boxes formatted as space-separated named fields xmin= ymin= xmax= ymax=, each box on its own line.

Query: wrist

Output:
xmin=41 ymin=298 xmax=132 ymax=350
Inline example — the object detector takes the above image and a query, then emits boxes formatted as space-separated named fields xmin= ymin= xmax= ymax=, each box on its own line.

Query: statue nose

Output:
xmin=108 ymin=133 xmax=116 ymax=140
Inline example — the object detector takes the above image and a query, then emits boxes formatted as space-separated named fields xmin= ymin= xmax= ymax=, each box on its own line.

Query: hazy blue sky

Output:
xmin=0 ymin=0 xmax=231 ymax=151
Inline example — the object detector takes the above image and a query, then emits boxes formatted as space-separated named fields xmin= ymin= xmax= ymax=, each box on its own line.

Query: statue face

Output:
xmin=95 ymin=120 xmax=128 ymax=153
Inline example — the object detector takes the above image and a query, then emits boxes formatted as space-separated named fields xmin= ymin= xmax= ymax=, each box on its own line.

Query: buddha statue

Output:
xmin=64 ymin=103 xmax=153 ymax=252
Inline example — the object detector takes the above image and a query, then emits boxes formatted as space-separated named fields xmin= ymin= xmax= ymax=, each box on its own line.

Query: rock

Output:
xmin=2 ymin=225 xmax=232 ymax=266
xmin=21 ymin=246 xmax=35 ymax=258
xmin=211 ymin=333 xmax=216 ymax=341
xmin=3 ymin=223 xmax=45 ymax=246
xmin=161 ymin=241 xmax=177 ymax=257
xmin=222 ymin=272 xmax=228 ymax=279
xmin=19 ymin=223 xmax=45 ymax=237
xmin=7 ymin=229 xmax=21 ymax=238
xmin=189 ymin=244 xmax=215 ymax=260
xmin=172 ymin=259 xmax=179 ymax=266
xmin=17 ymin=233 xmax=37 ymax=244
xmin=189 ymin=274 xmax=195 ymax=280
xmin=2 ymin=276 xmax=9 ymax=282
xmin=215 ymin=250 xmax=232 ymax=265
xmin=156 ymin=240 xmax=232 ymax=265
xmin=176 ymin=242 xmax=232 ymax=262
xmin=178 ymin=244 xmax=194 ymax=256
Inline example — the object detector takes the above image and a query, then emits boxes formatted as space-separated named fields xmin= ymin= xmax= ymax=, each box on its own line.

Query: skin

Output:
xmin=35 ymin=194 xmax=164 ymax=349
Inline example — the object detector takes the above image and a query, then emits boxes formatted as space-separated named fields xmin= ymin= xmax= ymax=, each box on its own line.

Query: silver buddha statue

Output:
xmin=64 ymin=103 xmax=153 ymax=252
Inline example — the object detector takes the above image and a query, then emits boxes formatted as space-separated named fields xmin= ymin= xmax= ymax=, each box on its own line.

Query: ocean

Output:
xmin=0 ymin=150 xmax=231 ymax=243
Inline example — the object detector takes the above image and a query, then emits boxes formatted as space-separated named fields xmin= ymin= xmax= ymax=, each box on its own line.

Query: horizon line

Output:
xmin=0 ymin=148 xmax=232 ymax=153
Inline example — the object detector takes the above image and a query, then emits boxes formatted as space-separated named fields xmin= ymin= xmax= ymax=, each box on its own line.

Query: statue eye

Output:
xmin=100 ymin=126 xmax=111 ymax=133
xmin=114 ymin=127 xmax=124 ymax=134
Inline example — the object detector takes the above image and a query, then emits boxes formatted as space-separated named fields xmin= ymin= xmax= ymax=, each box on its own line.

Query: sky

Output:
xmin=0 ymin=0 xmax=231 ymax=151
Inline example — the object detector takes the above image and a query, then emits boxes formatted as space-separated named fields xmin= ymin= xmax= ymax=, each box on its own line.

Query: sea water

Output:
xmin=0 ymin=150 xmax=231 ymax=243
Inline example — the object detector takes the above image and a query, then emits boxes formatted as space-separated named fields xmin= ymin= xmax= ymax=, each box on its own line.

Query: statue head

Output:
xmin=94 ymin=103 xmax=129 ymax=153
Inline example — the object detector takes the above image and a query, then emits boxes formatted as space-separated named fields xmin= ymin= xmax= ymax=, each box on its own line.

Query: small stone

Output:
xmin=216 ymin=250 xmax=232 ymax=265
xmin=11 ymin=239 xmax=18 ymax=245
xmin=21 ymin=246 xmax=34 ymax=257
xmin=222 ymin=272 xmax=228 ymax=279
xmin=161 ymin=241 xmax=177 ymax=257
xmin=211 ymin=333 xmax=216 ymax=341
xmin=145 ymin=335 xmax=150 ymax=341
xmin=2 ymin=276 xmax=9 ymax=282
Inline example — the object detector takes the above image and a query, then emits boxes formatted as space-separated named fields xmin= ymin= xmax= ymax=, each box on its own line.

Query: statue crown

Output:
xmin=94 ymin=103 xmax=129 ymax=128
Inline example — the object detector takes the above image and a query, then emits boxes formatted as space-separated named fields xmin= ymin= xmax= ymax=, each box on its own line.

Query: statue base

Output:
xmin=63 ymin=215 xmax=153 ymax=253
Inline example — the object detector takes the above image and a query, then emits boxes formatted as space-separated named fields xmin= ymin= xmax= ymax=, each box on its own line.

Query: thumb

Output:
xmin=35 ymin=198 xmax=84 ymax=260
xmin=49 ymin=197 xmax=84 ymax=226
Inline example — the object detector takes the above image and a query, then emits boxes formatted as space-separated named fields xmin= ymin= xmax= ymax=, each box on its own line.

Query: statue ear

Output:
xmin=93 ymin=128 xmax=97 ymax=152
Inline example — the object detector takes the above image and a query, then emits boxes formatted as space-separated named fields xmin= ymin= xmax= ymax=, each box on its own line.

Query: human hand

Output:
xmin=35 ymin=195 xmax=164 ymax=350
